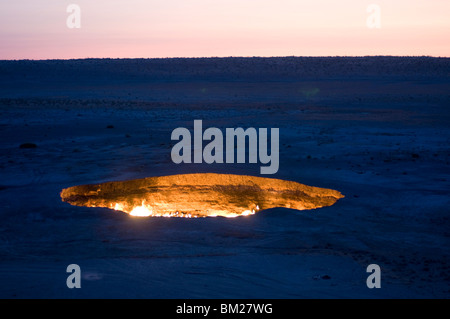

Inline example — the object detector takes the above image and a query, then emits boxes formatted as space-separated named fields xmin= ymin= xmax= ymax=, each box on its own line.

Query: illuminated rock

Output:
xmin=60 ymin=173 xmax=344 ymax=218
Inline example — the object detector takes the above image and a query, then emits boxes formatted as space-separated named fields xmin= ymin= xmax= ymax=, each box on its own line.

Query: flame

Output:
xmin=112 ymin=201 xmax=258 ymax=218
xmin=130 ymin=205 xmax=153 ymax=217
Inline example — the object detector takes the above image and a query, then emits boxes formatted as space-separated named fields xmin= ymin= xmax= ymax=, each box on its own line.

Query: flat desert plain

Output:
xmin=0 ymin=57 xmax=449 ymax=298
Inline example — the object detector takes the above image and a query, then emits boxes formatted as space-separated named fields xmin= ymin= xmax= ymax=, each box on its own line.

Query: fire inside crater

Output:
xmin=60 ymin=173 xmax=344 ymax=218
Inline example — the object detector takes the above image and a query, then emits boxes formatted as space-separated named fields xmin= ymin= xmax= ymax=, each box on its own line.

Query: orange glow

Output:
xmin=60 ymin=173 xmax=344 ymax=218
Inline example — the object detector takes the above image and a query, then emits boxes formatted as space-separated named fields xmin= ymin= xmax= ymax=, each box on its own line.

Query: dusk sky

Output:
xmin=0 ymin=0 xmax=449 ymax=59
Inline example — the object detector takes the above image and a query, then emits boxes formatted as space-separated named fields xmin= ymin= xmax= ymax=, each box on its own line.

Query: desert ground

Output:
xmin=0 ymin=57 xmax=449 ymax=298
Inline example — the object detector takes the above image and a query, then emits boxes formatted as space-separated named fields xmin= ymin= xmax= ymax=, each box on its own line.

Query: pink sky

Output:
xmin=0 ymin=0 xmax=449 ymax=59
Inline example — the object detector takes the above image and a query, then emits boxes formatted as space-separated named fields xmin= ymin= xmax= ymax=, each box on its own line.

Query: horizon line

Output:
xmin=1 ymin=55 xmax=449 ymax=62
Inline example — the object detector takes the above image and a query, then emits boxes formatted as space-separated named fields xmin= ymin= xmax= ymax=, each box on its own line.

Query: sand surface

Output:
xmin=0 ymin=57 xmax=449 ymax=298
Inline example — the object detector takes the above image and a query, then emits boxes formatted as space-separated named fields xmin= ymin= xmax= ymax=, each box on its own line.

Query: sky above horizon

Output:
xmin=0 ymin=0 xmax=449 ymax=59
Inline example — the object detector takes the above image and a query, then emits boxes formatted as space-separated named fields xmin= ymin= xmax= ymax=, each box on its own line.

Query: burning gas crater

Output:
xmin=60 ymin=173 xmax=344 ymax=218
